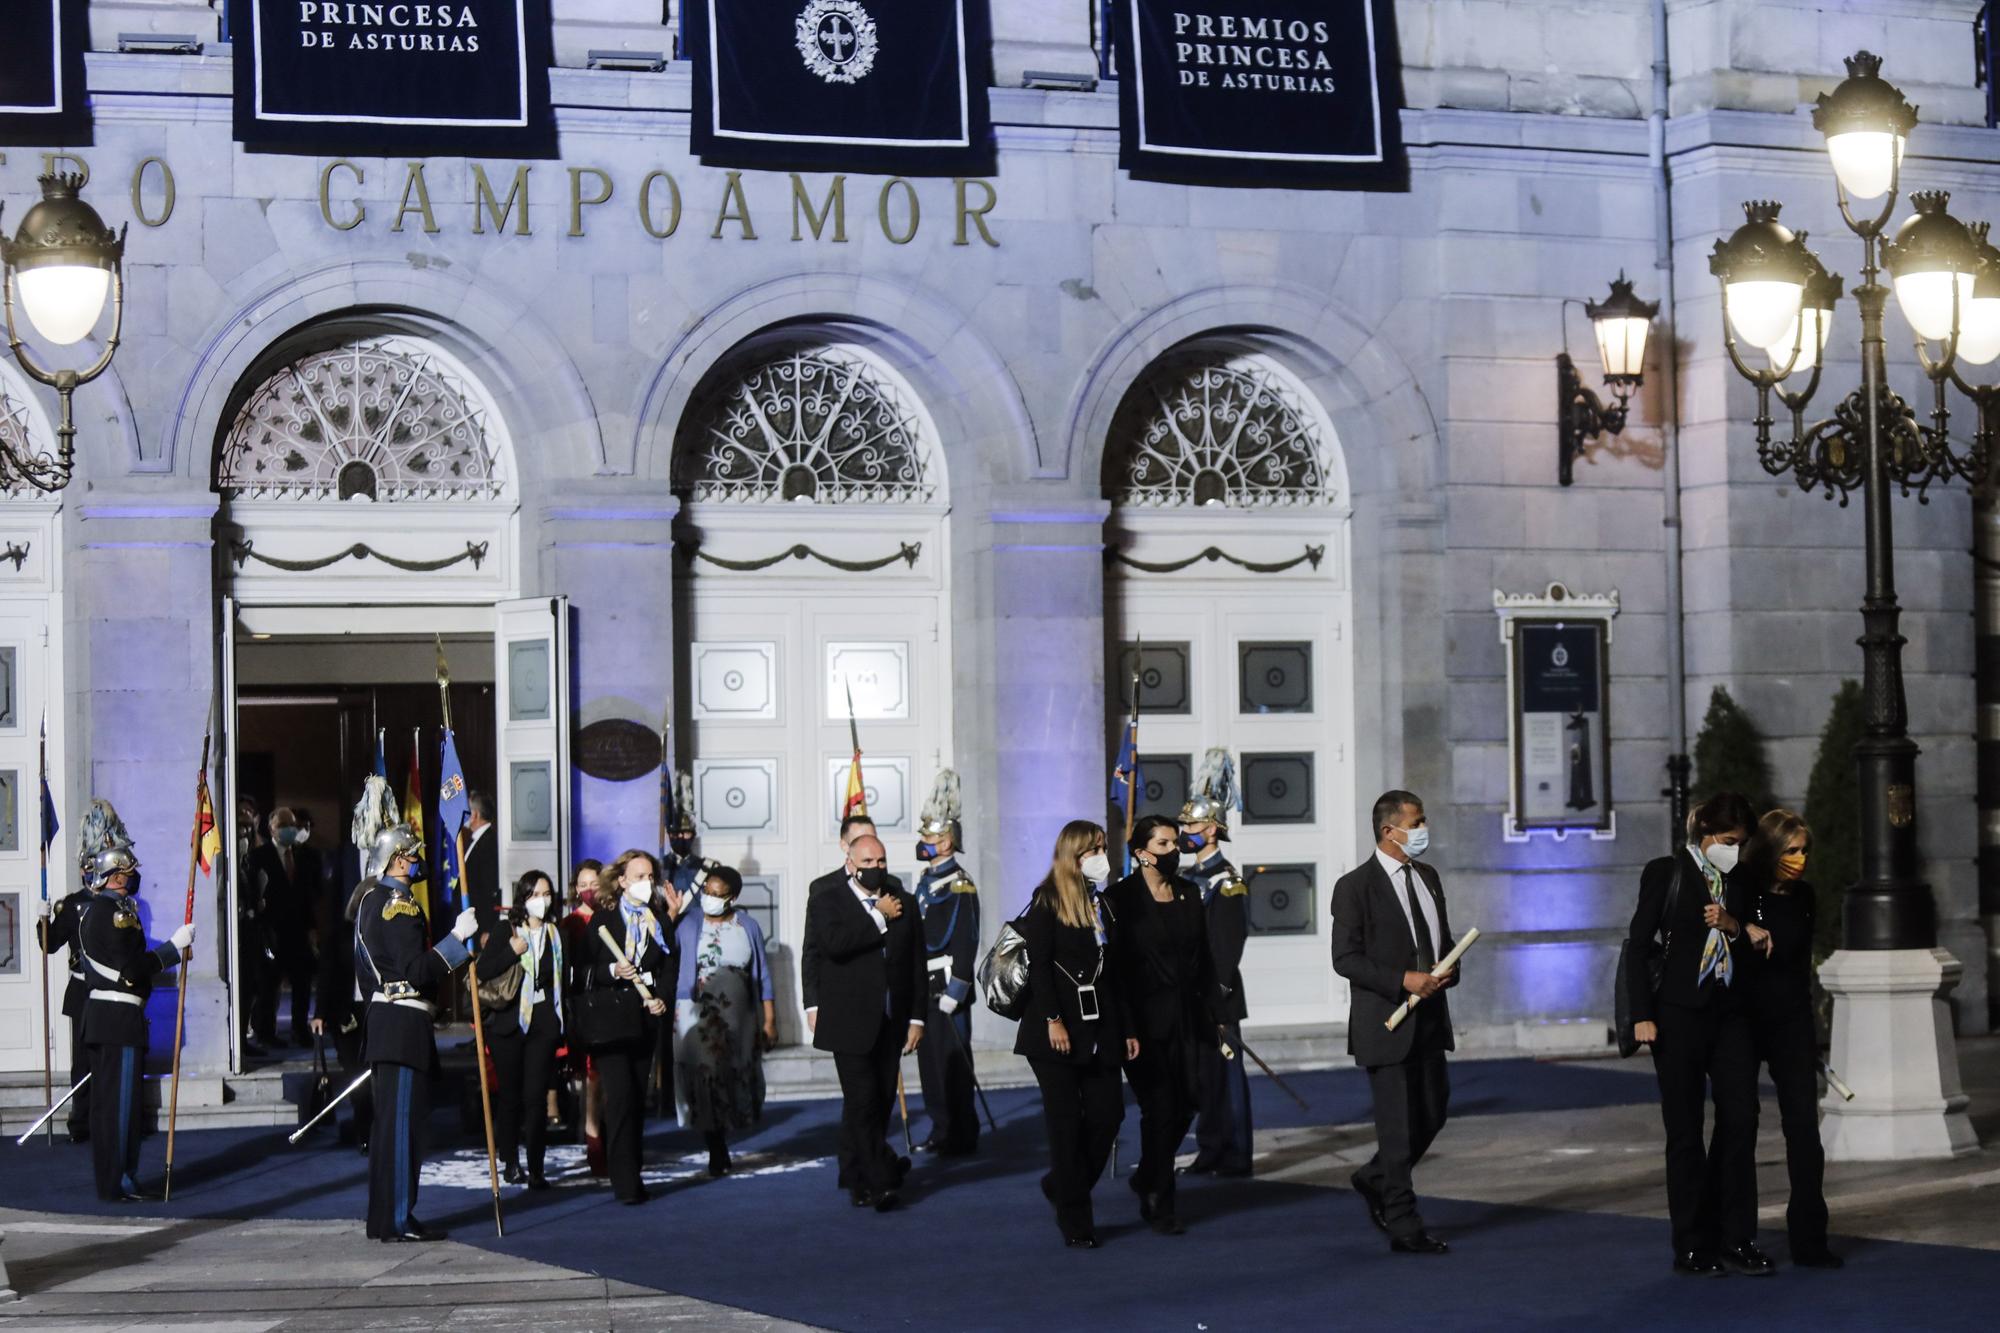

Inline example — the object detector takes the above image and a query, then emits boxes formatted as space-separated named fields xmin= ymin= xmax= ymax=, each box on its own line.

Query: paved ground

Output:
xmin=2 ymin=1039 xmax=1995 ymax=1330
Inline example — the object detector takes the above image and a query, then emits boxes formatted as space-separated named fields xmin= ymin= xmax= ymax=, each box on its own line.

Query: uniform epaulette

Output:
xmin=382 ymin=898 xmax=421 ymax=921
xmin=951 ymin=877 xmax=978 ymax=894
xmin=1220 ymin=880 xmax=1248 ymax=898
xmin=114 ymin=907 xmax=141 ymax=928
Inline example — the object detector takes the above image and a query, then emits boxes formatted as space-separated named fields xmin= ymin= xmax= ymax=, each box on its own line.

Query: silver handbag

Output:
xmin=978 ymin=921 xmax=1031 ymax=1021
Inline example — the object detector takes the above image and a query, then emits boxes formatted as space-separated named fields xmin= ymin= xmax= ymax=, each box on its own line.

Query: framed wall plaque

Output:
xmin=1495 ymin=583 xmax=1618 ymax=841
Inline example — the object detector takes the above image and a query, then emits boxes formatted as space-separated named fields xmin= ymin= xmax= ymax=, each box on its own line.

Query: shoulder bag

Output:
xmin=1613 ymin=859 xmax=1684 ymax=1058
xmin=978 ymin=917 xmax=1031 ymax=1021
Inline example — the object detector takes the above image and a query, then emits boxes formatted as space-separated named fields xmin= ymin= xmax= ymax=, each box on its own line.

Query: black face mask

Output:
xmin=855 ymin=866 xmax=889 ymax=893
xmin=668 ymin=836 xmax=694 ymax=858
xmin=1146 ymin=850 xmax=1181 ymax=880
xmin=915 ymin=841 xmax=938 ymax=861
xmin=1177 ymin=832 xmax=1208 ymax=855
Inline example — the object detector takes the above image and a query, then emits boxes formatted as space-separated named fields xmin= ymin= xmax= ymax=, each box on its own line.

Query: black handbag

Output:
xmin=1613 ymin=862 xmax=1683 ymax=1058
xmin=297 ymin=1034 xmax=332 ymax=1128
xmin=572 ymin=987 xmax=645 ymax=1047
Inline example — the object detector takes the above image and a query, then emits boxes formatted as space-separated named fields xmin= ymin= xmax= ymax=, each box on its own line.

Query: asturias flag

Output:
xmin=1110 ymin=713 xmax=1144 ymax=874
xmin=406 ymin=737 xmax=430 ymax=924
xmin=437 ymin=728 xmax=471 ymax=916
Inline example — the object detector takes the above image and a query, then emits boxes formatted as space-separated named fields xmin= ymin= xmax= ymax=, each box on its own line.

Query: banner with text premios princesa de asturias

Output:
xmin=231 ymin=0 xmax=554 ymax=156
xmin=689 ymin=0 xmax=994 ymax=175
xmin=0 ymin=0 xmax=87 ymax=145
xmin=1113 ymin=1 xmax=1406 ymax=189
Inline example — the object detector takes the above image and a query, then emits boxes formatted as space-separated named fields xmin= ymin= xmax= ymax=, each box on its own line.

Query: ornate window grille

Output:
xmin=1111 ymin=355 xmax=1337 ymax=509
xmin=0 ymin=384 xmax=41 ymax=496
xmin=678 ymin=345 xmax=935 ymax=504
xmin=218 ymin=337 xmax=504 ymax=501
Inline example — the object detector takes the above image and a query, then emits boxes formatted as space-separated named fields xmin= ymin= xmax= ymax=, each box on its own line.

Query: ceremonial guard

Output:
xmin=78 ymin=840 xmax=194 ymax=1201
xmin=654 ymin=772 xmax=708 ymax=1113
xmin=355 ymin=823 xmax=479 ymax=1241
xmin=913 ymin=771 xmax=980 ymax=1156
xmin=39 ymin=877 xmax=96 ymax=1143
xmin=311 ymin=777 xmax=403 ymax=1154
xmin=1181 ymin=751 xmax=1253 ymax=1177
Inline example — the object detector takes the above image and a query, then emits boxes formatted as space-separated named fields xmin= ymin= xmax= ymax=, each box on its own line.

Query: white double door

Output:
xmin=0 ymin=581 xmax=63 ymax=1075
xmin=683 ymin=588 xmax=947 ymax=1014
xmin=1113 ymin=582 xmax=1352 ymax=1031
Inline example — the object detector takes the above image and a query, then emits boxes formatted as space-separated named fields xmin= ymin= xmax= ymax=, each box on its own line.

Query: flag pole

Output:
xmin=37 ymin=714 xmax=53 ymax=1144
xmin=164 ymin=728 xmax=211 ymax=1201
xmin=1122 ymin=639 xmax=1143 ymax=862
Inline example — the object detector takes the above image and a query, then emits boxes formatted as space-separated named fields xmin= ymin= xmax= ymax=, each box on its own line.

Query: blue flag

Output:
xmin=1110 ymin=714 xmax=1143 ymax=876
xmin=437 ymin=728 xmax=471 ymax=919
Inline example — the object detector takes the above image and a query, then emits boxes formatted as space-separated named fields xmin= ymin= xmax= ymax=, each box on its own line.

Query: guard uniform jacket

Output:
xmin=78 ymin=891 xmax=182 ymax=1049
xmin=41 ymin=888 xmax=95 ymax=1019
xmin=1191 ymin=850 xmax=1250 ymax=1025
xmin=916 ymin=856 xmax=980 ymax=1008
xmin=356 ymin=876 xmax=469 ymax=1070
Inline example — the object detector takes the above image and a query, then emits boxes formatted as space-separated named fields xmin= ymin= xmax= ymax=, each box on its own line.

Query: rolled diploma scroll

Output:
xmin=1821 ymin=1060 xmax=1856 ymax=1102
xmin=597 ymin=925 xmax=659 ymax=1004
xmin=1384 ymin=927 xmax=1481 ymax=1031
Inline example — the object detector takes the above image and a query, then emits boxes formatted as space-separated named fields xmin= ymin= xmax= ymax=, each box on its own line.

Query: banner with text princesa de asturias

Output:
xmin=231 ymin=0 xmax=554 ymax=155
xmin=0 ymin=0 xmax=88 ymax=145
xmin=1114 ymin=1 xmax=1406 ymax=189
xmin=690 ymin=0 xmax=994 ymax=175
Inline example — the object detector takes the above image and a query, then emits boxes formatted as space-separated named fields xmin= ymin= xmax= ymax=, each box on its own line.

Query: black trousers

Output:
xmin=833 ymin=1015 xmax=903 ymax=1195
xmin=1357 ymin=1049 xmax=1450 ymax=1239
xmin=367 ymin=1061 xmax=429 ymax=1238
xmin=87 ymin=1043 xmax=143 ymax=1200
xmin=254 ymin=935 xmax=313 ymax=1041
xmin=917 ymin=1001 xmax=977 ymax=1150
xmin=1650 ymin=999 xmax=1759 ymax=1255
xmin=489 ymin=1005 xmax=560 ymax=1176
xmin=67 ymin=1010 xmax=92 ymax=1135
xmin=1193 ymin=1022 xmax=1253 ymax=1173
xmin=332 ymin=1022 xmax=373 ymax=1147
xmin=1030 ymin=1056 xmax=1124 ymax=1240
xmin=593 ymin=1036 xmax=653 ymax=1202
xmin=1123 ymin=1032 xmax=1197 ymax=1212
xmin=1756 ymin=1005 xmax=1829 ymax=1253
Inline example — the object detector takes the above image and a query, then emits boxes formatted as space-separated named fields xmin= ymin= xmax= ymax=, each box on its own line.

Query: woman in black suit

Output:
xmin=1105 ymin=813 xmax=1223 ymax=1236
xmin=570 ymin=849 xmax=670 ymax=1205
xmin=1017 ymin=819 xmax=1136 ymax=1248
xmin=476 ymin=870 xmax=565 ymax=1190
xmin=1626 ymin=792 xmax=1769 ymax=1277
xmin=1742 ymin=809 xmax=1841 ymax=1268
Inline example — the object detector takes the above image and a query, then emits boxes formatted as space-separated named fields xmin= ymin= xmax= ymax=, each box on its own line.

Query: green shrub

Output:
xmin=1691 ymin=685 xmax=1774 ymax=815
xmin=1803 ymin=680 xmax=1864 ymax=962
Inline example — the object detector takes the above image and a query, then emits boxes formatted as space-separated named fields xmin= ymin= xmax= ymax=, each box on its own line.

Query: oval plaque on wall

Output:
xmin=574 ymin=718 xmax=663 ymax=783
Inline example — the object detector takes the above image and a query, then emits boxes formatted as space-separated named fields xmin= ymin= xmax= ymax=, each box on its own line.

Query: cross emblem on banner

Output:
xmin=817 ymin=17 xmax=855 ymax=62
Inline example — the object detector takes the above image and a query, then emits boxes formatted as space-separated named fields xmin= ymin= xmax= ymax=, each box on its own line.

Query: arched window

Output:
xmin=218 ymin=336 xmax=505 ymax=502
xmin=1108 ymin=351 xmax=1339 ymax=509
xmin=676 ymin=343 xmax=937 ymax=504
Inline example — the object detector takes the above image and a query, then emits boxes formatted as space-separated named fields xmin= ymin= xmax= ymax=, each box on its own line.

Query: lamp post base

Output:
xmin=1818 ymin=948 xmax=1977 ymax=1161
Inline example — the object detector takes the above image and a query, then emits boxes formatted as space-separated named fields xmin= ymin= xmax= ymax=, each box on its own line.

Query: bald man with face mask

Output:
xmin=800 ymin=833 xmax=926 ymax=1211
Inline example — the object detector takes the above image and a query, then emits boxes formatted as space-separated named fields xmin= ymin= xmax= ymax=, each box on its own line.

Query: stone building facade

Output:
xmin=0 ymin=0 xmax=1991 ymax=1077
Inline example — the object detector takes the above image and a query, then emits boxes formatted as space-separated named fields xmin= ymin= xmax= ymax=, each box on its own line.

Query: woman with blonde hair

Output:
xmin=1742 ymin=808 xmax=1841 ymax=1268
xmin=1015 ymin=820 xmax=1138 ymax=1248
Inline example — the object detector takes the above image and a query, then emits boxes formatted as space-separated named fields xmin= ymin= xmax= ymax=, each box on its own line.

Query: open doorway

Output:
xmin=230 ymin=632 xmax=494 ymax=1071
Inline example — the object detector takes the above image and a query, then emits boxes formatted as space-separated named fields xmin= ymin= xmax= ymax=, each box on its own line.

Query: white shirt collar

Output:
xmin=1374 ymin=846 xmax=1414 ymax=880
xmin=467 ymin=824 xmax=490 ymax=850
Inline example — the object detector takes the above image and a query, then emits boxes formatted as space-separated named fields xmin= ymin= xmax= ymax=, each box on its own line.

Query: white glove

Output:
xmin=938 ymin=994 xmax=959 ymax=1015
xmin=451 ymin=907 xmax=480 ymax=941
xmin=170 ymin=923 xmax=195 ymax=952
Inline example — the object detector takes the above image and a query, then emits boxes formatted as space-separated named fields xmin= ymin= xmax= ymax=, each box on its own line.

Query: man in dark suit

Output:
xmin=1331 ymin=789 xmax=1459 ymax=1255
xmin=252 ymin=806 xmax=324 ymax=1047
xmin=801 ymin=832 xmax=926 ymax=1211
xmin=463 ymin=791 xmax=501 ymax=933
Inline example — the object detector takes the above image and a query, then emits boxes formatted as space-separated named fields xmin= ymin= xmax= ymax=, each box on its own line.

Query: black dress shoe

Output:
xmin=383 ymin=1227 xmax=445 ymax=1243
xmin=1389 ymin=1231 xmax=1449 ymax=1255
xmin=1793 ymin=1247 xmax=1844 ymax=1269
xmin=115 ymin=1189 xmax=160 ymax=1204
xmin=1673 ymin=1251 xmax=1725 ymax=1276
xmin=873 ymin=1189 xmax=902 ymax=1213
xmin=1064 ymin=1233 xmax=1101 ymax=1249
xmin=1039 ymin=1174 xmax=1057 ymax=1205
xmin=503 ymin=1163 xmax=527 ymax=1186
xmin=1721 ymin=1241 xmax=1775 ymax=1276
xmin=914 ymin=1138 xmax=943 ymax=1154
xmin=894 ymin=1155 xmax=912 ymax=1180
xmin=707 ymin=1148 xmax=730 ymax=1178
xmin=1350 ymin=1172 xmax=1389 ymax=1234
xmin=66 ymin=1126 xmax=89 ymax=1145
xmin=242 ymin=1039 xmax=267 ymax=1058
xmin=1150 ymin=1212 xmax=1186 ymax=1236
xmin=851 ymin=1188 xmax=878 ymax=1208
xmin=1181 ymin=1155 xmax=1220 ymax=1176
xmin=527 ymin=1174 xmax=552 ymax=1192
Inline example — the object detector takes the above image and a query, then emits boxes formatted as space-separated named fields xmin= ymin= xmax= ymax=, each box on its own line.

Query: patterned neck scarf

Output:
xmin=519 ymin=921 xmax=561 ymax=1030
xmin=1688 ymin=846 xmax=1733 ymax=988
xmin=623 ymin=902 xmax=665 ymax=957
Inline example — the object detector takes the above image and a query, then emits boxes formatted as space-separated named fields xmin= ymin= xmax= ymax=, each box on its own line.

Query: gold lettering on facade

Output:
xmin=713 ymin=171 xmax=757 ymax=240
xmin=319 ymin=160 xmax=366 ymax=231
xmin=41 ymin=152 xmax=88 ymax=187
xmin=471 ymin=164 xmax=530 ymax=235
xmin=639 ymin=170 xmax=682 ymax=239
xmin=878 ymin=178 xmax=919 ymax=245
xmin=791 ymin=174 xmax=848 ymax=243
xmin=391 ymin=162 xmax=441 ymax=234
xmin=567 ymin=167 xmax=613 ymax=237
xmin=130 ymin=157 xmax=176 ymax=229
xmin=953 ymin=178 xmax=999 ymax=248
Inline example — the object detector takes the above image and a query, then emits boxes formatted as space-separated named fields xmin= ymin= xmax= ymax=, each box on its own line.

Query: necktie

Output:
xmin=1401 ymin=864 xmax=1436 ymax=970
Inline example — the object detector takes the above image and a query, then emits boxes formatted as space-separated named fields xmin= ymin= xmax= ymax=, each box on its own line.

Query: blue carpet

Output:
xmin=3 ymin=1060 xmax=1991 ymax=1331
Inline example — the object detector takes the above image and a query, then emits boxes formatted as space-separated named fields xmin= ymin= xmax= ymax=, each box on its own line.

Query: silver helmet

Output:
xmin=87 ymin=844 xmax=140 ymax=890
xmin=368 ymin=823 xmax=424 ymax=878
xmin=1179 ymin=747 xmax=1241 ymax=836
xmin=917 ymin=769 xmax=962 ymax=843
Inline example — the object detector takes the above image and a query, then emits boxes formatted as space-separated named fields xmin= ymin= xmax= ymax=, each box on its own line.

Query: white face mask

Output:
xmin=701 ymin=893 xmax=733 ymax=917
xmin=1703 ymin=842 xmax=1740 ymax=875
xmin=624 ymin=879 xmax=654 ymax=904
xmin=526 ymin=897 xmax=550 ymax=921
xmin=1079 ymin=851 xmax=1112 ymax=885
xmin=1399 ymin=826 xmax=1431 ymax=859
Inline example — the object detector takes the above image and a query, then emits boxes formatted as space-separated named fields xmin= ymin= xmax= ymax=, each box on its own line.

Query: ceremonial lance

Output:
xmin=1384 ymin=927 xmax=1481 ymax=1031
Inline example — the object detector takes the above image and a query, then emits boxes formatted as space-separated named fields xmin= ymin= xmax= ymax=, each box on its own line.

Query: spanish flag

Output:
xmin=192 ymin=772 xmax=221 ymax=875
xmin=842 ymin=750 xmax=869 ymax=821
xmin=405 ymin=737 xmax=430 ymax=922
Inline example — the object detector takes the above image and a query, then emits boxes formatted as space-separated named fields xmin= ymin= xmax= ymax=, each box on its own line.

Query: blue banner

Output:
xmin=0 ymin=0 xmax=86 ymax=145
xmin=230 ymin=0 xmax=554 ymax=156
xmin=1113 ymin=0 xmax=1406 ymax=189
xmin=689 ymin=0 xmax=994 ymax=174
xmin=437 ymin=728 xmax=471 ymax=918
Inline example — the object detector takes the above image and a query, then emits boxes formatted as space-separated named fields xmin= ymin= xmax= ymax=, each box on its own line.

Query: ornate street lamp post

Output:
xmin=1709 ymin=52 xmax=1979 ymax=1159
xmin=0 ymin=173 xmax=127 ymax=492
